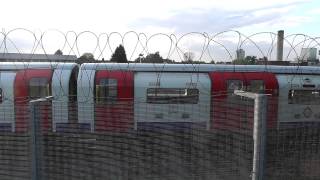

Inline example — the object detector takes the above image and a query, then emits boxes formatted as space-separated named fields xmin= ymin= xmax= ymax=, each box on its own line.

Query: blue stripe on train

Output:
xmin=0 ymin=123 xmax=12 ymax=132
xmin=137 ymin=122 xmax=207 ymax=132
xmin=56 ymin=123 xmax=91 ymax=132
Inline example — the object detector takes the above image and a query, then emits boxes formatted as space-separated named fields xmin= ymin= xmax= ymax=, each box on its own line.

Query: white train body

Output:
xmin=1 ymin=62 xmax=320 ymax=133
xmin=277 ymin=74 xmax=320 ymax=123
xmin=134 ymin=72 xmax=211 ymax=129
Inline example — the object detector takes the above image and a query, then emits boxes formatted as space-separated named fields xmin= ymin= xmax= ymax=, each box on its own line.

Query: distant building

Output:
xmin=300 ymin=48 xmax=317 ymax=61
xmin=298 ymin=48 xmax=319 ymax=65
xmin=0 ymin=53 xmax=77 ymax=62
xmin=236 ymin=49 xmax=245 ymax=60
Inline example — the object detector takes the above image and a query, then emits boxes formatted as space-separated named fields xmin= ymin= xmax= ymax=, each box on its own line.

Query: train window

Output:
xmin=95 ymin=78 xmax=117 ymax=104
xmin=248 ymin=80 xmax=265 ymax=93
xmin=146 ymin=88 xmax=199 ymax=104
xmin=288 ymin=89 xmax=320 ymax=105
xmin=227 ymin=80 xmax=243 ymax=94
xmin=0 ymin=88 xmax=2 ymax=103
xmin=29 ymin=78 xmax=50 ymax=99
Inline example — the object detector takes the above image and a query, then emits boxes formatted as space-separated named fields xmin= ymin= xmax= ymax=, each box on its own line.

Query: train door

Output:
xmin=209 ymin=72 xmax=278 ymax=131
xmin=209 ymin=72 xmax=245 ymax=131
xmin=0 ymin=72 xmax=16 ymax=132
xmin=14 ymin=69 xmax=52 ymax=133
xmin=244 ymin=73 xmax=278 ymax=128
xmin=94 ymin=70 xmax=134 ymax=132
xmin=134 ymin=72 xmax=211 ymax=130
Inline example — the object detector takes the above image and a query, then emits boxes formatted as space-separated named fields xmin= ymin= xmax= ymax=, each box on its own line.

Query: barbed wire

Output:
xmin=0 ymin=28 xmax=319 ymax=63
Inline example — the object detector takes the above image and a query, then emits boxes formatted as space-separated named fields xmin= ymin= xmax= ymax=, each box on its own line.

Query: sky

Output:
xmin=1 ymin=0 xmax=319 ymax=61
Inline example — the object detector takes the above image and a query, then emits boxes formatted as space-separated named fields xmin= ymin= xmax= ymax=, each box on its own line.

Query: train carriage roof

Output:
xmin=80 ymin=63 xmax=320 ymax=75
xmin=0 ymin=62 xmax=78 ymax=70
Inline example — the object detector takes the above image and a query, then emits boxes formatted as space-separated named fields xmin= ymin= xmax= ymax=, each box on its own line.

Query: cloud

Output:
xmin=131 ymin=1 xmax=309 ymax=33
xmin=308 ymin=8 xmax=320 ymax=15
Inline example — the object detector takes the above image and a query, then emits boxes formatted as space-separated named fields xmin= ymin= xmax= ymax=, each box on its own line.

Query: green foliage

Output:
xmin=233 ymin=56 xmax=257 ymax=65
xmin=78 ymin=53 xmax=95 ymax=61
xmin=145 ymin=52 xmax=163 ymax=63
xmin=110 ymin=45 xmax=128 ymax=63
xmin=183 ymin=52 xmax=195 ymax=62
xmin=135 ymin=52 xmax=175 ymax=63
xmin=54 ymin=49 xmax=63 ymax=55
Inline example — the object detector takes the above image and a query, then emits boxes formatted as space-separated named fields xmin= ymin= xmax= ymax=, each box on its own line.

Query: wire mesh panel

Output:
xmin=29 ymin=96 xmax=256 ymax=180
xmin=1 ymin=94 xmax=320 ymax=180
xmin=265 ymin=96 xmax=320 ymax=180
xmin=211 ymin=94 xmax=256 ymax=180
xmin=0 ymin=99 xmax=32 ymax=180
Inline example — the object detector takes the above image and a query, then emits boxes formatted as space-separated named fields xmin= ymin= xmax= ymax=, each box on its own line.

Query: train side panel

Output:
xmin=0 ymin=72 xmax=16 ymax=132
xmin=134 ymin=72 xmax=211 ymax=130
xmin=77 ymin=68 xmax=95 ymax=132
xmin=277 ymin=74 xmax=320 ymax=125
xmin=52 ymin=65 xmax=79 ymax=132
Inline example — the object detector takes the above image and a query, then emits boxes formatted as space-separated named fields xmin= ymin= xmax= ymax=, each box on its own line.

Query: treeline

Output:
xmin=58 ymin=45 xmax=266 ymax=64
xmin=75 ymin=45 xmax=213 ymax=64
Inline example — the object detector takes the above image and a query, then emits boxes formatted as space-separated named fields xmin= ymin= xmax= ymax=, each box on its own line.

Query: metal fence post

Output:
xmin=234 ymin=91 xmax=267 ymax=180
xmin=30 ymin=96 xmax=53 ymax=180
xmin=252 ymin=94 xmax=267 ymax=180
xmin=30 ymin=100 xmax=39 ymax=180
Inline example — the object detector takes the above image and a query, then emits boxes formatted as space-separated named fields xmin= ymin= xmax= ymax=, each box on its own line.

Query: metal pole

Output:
xmin=252 ymin=94 xmax=267 ymax=180
xmin=234 ymin=91 xmax=267 ymax=180
xmin=30 ymin=96 xmax=53 ymax=180
xmin=30 ymin=101 xmax=39 ymax=180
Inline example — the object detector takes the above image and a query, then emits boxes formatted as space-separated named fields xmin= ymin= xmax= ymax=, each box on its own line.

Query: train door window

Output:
xmin=0 ymin=88 xmax=2 ymax=103
xmin=146 ymin=88 xmax=199 ymax=104
xmin=29 ymin=78 xmax=50 ymax=99
xmin=227 ymin=80 xmax=243 ymax=94
xmin=288 ymin=89 xmax=320 ymax=105
xmin=248 ymin=80 xmax=265 ymax=93
xmin=95 ymin=78 xmax=117 ymax=104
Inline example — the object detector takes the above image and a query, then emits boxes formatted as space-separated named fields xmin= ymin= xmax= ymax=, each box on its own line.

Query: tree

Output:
xmin=110 ymin=45 xmax=128 ymax=63
xmin=134 ymin=52 xmax=175 ymax=63
xmin=145 ymin=52 xmax=163 ymax=63
xmin=78 ymin=53 xmax=95 ymax=61
xmin=245 ymin=56 xmax=257 ymax=64
xmin=233 ymin=56 xmax=257 ymax=65
xmin=54 ymin=49 xmax=63 ymax=55
xmin=183 ymin=52 xmax=195 ymax=62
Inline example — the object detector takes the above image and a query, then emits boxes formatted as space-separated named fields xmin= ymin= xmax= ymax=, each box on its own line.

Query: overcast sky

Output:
xmin=1 ymin=0 xmax=319 ymax=61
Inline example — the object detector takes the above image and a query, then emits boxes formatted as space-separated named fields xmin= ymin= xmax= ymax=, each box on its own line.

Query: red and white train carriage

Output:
xmin=0 ymin=62 xmax=78 ymax=132
xmin=1 ymin=62 xmax=319 ymax=133
xmin=77 ymin=63 xmax=320 ymax=133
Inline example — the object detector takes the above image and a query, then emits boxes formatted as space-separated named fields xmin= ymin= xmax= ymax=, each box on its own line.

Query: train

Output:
xmin=1 ymin=62 xmax=320 ymax=133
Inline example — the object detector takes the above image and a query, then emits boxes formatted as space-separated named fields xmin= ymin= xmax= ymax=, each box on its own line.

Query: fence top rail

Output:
xmin=29 ymin=96 xmax=54 ymax=103
xmin=234 ymin=90 xmax=270 ymax=99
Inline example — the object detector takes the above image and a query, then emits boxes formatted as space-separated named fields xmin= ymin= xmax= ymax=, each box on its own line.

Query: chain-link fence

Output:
xmin=0 ymin=93 xmax=319 ymax=180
